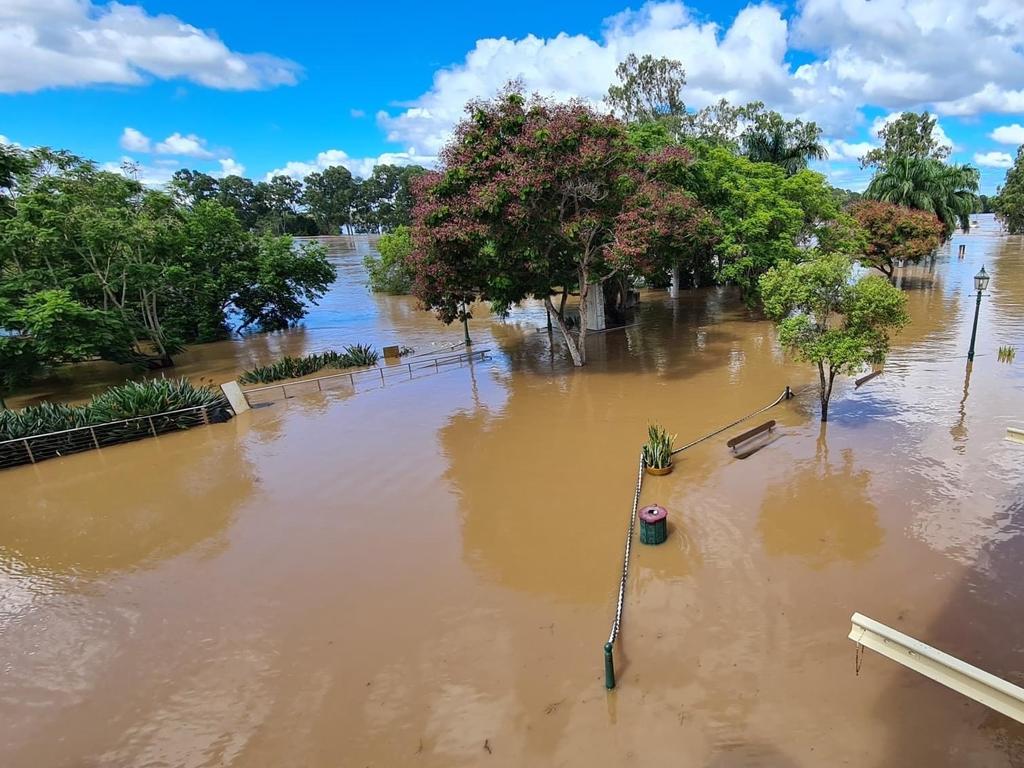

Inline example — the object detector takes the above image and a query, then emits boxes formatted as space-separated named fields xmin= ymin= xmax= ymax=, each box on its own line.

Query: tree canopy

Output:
xmin=860 ymin=112 xmax=951 ymax=169
xmin=993 ymin=146 xmax=1024 ymax=234
xmin=760 ymin=253 xmax=908 ymax=422
xmin=0 ymin=147 xmax=335 ymax=399
xmin=864 ymin=156 xmax=978 ymax=237
xmin=411 ymin=90 xmax=715 ymax=366
xmin=850 ymin=200 xmax=944 ymax=277
xmin=169 ymin=162 xmax=426 ymax=236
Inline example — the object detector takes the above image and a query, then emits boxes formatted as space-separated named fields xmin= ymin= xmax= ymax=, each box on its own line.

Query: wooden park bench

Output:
xmin=727 ymin=420 xmax=776 ymax=454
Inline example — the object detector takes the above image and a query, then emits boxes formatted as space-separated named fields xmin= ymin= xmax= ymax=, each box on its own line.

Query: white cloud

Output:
xmin=0 ymin=0 xmax=301 ymax=93
xmin=973 ymin=151 xmax=1014 ymax=168
xmin=350 ymin=109 xmax=366 ymax=118
xmin=154 ymin=132 xmax=214 ymax=159
xmin=217 ymin=158 xmax=246 ymax=177
xmin=119 ymin=127 xmax=151 ymax=152
xmin=990 ymin=124 xmax=1024 ymax=145
xmin=821 ymin=138 xmax=875 ymax=162
xmin=378 ymin=0 xmax=1024 ymax=158
xmin=265 ymin=148 xmax=435 ymax=181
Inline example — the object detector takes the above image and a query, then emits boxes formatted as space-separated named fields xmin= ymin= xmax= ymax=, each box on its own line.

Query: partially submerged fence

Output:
xmin=242 ymin=348 xmax=491 ymax=405
xmin=0 ymin=402 xmax=232 ymax=470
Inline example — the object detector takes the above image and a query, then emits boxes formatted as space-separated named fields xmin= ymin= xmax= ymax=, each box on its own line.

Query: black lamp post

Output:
xmin=967 ymin=266 xmax=990 ymax=362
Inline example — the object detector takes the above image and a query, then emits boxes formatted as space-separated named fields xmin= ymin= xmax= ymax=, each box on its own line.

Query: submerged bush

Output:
xmin=239 ymin=344 xmax=380 ymax=385
xmin=364 ymin=226 xmax=414 ymax=294
xmin=0 ymin=378 xmax=229 ymax=442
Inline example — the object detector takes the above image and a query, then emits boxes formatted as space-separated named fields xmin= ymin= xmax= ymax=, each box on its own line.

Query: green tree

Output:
xmin=364 ymin=225 xmax=414 ymax=294
xmin=993 ymin=146 xmax=1024 ymax=234
xmin=860 ymin=112 xmax=951 ymax=169
xmin=606 ymin=53 xmax=688 ymax=125
xmin=169 ymin=169 xmax=219 ymax=206
xmin=740 ymin=110 xmax=828 ymax=176
xmin=0 ymin=147 xmax=336 ymax=392
xmin=760 ymin=253 xmax=909 ymax=422
xmin=217 ymin=174 xmax=266 ymax=230
xmin=679 ymin=145 xmax=843 ymax=299
xmin=412 ymin=90 xmax=713 ymax=366
xmin=849 ymin=200 xmax=944 ymax=277
xmin=302 ymin=165 xmax=356 ymax=234
xmin=864 ymin=156 xmax=979 ymax=236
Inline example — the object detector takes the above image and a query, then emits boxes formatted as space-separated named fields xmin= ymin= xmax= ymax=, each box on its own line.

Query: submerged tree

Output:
xmin=760 ymin=253 xmax=908 ymax=422
xmin=364 ymin=225 xmax=414 ymax=294
xmin=0 ymin=147 xmax=335 ymax=383
xmin=411 ymin=90 xmax=714 ymax=366
xmin=864 ymin=156 xmax=979 ymax=237
xmin=850 ymin=200 xmax=944 ymax=277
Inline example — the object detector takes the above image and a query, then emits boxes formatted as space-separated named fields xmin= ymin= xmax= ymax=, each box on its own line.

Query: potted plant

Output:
xmin=642 ymin=424 xmax=675 ymax=475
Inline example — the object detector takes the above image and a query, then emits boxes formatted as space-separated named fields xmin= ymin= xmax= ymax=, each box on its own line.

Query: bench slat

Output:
xmin=727 ymin=420 xmax=776 ymax=449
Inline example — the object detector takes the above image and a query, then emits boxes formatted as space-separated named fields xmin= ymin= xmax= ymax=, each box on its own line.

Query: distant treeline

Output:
xmin=169 ymin=163 xmax=427 ymax=237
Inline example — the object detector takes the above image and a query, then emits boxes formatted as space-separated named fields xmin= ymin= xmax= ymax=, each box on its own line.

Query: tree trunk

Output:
xmin=818 ymin=362 xmax=835 ymax=422
xmin=576 ymin=276 xmax=589 ymax=366
xmin=544 ymin=295 xmax=583 ymax=367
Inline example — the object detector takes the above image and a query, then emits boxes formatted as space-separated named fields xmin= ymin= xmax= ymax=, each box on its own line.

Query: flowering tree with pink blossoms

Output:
xmin=410 ymin=89 xmax=715 ymax=366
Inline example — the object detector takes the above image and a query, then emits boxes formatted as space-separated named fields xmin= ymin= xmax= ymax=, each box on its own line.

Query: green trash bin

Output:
xmin=639 ymin=504 xmax=668 ymax=545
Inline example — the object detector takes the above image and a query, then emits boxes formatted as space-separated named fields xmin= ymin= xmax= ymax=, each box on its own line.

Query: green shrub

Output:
xmin=0 ymin=378 xmax=229 ymax=442
xmin=239 ymin=344 xmax=380 ymax=385
xmin=364 ymin=226 xmax=414 ymax=294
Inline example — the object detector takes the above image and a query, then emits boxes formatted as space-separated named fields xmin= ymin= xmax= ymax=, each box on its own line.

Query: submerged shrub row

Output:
xmin=238 ymin=344 xmax=380 ymax=385
xmin=0 ymin=378 xmax=231 ymax=447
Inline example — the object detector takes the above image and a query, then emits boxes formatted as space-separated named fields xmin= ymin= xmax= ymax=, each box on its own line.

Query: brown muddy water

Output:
xmin=3 ymin=218 xmax=1024 ymax=767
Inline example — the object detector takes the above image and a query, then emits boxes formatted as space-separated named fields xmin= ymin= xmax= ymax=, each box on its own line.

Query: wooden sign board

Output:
xmin=383 ymin=345 xmax=401 ymax=360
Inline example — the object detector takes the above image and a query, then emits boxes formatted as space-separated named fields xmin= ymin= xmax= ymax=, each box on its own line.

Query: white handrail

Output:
xmin=849 ymin=612 xmax=1024 ymax=723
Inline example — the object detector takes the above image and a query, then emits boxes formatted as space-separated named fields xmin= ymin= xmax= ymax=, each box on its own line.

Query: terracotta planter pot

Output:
xmin=645 ymin=464 xmax=672 ymax=476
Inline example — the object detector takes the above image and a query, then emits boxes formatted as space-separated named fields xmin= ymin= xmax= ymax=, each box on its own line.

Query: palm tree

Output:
xmin=864 ymin=156 xmax=979 ymax=236
xmin=741 ymin=113 xmax=829 ymax=176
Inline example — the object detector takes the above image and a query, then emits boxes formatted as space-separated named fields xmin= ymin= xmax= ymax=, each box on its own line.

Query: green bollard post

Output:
xmin=604 ymin=642 xmax=616 ymax=690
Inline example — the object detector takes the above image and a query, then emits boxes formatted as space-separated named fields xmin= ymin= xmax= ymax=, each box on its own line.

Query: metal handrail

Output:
xmin=0 ymin=403 xmax=217 ymax=446
xmin=243 ymin=348 xmax=491 ymax=395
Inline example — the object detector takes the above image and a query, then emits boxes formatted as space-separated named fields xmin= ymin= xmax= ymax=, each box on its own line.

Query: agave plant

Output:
xmin=641 ymin=424 xmax=675 ymax=469
xmin=0 ymin=378 xmax=230 ymax=464
xmin=999 ymin=346 xmax=1016 ymax=363
xmin=239 ymin=345 xmax=380 ymax=385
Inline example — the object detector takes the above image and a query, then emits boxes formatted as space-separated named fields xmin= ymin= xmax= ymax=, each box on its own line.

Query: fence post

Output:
xmin=148 ymin=416 xmax=157 ymax=436
xmin=435 ymin=359 xmax=440 ymax=372
xmin=408 ymin=363 xmax=413 ymax=380
xmin=89 ymin=427 xmax=101 ymax=449
xmin=379 ymin=367 xmax=386 ymax=385
xmin=23 ymin=439 xmax=35 ymax=464
xmin=349 ymin=372 xmax=355 ymax=388
xmin=317 ymin=378 xmax=323 ymax=391
xmin=200 ymin=406 xmax=210 ymax=426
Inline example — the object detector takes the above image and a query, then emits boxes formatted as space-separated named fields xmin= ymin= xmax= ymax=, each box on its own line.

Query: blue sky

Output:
xmin=3 ymin=0 xmax=1023 ymax=193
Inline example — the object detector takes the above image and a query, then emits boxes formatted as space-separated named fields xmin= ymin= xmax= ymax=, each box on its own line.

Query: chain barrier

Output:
xmin=603 ymin=386 xmax=799 ymax=689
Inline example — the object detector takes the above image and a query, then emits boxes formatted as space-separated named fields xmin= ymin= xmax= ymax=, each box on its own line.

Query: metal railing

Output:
xmin=0 ymin=402 xmax=231 ymax=470
xmin=242 ymin=348 xmax=491 ymax=405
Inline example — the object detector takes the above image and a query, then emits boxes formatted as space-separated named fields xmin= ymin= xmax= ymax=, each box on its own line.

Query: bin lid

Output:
xmin=638 ymin=504 xmax=667 ymax=524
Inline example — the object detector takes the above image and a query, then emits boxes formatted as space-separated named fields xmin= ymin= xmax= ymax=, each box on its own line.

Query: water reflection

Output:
xmin=758 ymin=428 xmax=883 ymax=567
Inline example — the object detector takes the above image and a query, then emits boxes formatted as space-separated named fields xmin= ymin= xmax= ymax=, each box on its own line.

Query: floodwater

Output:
xmin=2 ymin=218 xmax=1024 ymax=766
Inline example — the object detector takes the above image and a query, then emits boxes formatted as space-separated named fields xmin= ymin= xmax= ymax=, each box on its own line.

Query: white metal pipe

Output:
xmin=849 ymin=612 xmax=1024 ymax=724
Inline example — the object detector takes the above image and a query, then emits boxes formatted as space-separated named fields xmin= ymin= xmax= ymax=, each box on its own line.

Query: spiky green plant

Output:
xmin=0 ymin=378 xmax=230 ymax=467
xmin=641 ymin=424 xmax=675 ymax=469
xmin=239 ymin=345 xmax=380 ymax=385
xmin=998 ymin=346 xmax=1016 ymax=363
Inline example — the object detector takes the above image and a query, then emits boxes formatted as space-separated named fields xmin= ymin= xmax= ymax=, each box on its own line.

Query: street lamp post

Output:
xmin=462 ymin=302 xmax=472 ymax=346
xmin=967 ymin=266 xmax=990 ymax=362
